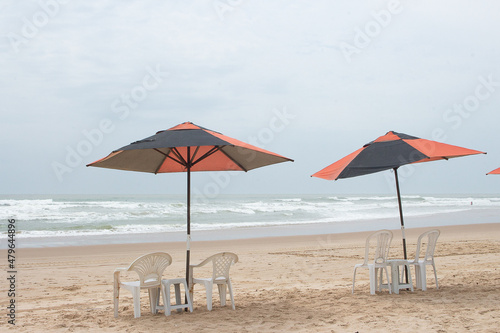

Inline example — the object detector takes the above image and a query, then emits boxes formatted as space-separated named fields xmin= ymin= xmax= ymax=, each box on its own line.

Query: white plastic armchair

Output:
xmin=352 ymin=230 xmax=393 ymax=295
xmin=408 ymin=229 xmax=440 ymax=290
xmin=114 ymin=252 xmax=172 ymax=318
xmin=189 ymin=252 xmax=238 ymax=311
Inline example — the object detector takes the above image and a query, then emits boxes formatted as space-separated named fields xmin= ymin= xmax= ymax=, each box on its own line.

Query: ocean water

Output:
xmin=1 ymin=194 xmax=499 ymax=247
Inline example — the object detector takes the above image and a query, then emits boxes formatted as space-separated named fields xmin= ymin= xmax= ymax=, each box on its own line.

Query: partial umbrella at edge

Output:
xmin=487 ymin=167 xmax=500 ymax=175
xmin=87 ymin=121 xmax=293 ymax=292
xmin=312 ymin=131 xmax=485 ymax=260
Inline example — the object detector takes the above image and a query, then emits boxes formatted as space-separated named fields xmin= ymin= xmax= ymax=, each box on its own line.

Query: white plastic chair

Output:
xmin=189 ymin=252 xmax=238 ymax=311
xmin=114 ymin=252 xmax=172 ymax=318
xmin=352 ymin=230 xmax=393 ymax=295
xmin=408 ymin=229 xmax=440 ymax=291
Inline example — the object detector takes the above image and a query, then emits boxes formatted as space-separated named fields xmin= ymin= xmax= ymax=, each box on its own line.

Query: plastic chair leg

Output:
xmin=416 ymin=264 xmax=427 ymax=291
xmin=352 ymin=267 xmax=360 ymax=294
xmin=132 ymin=287 xmax=141 ymax=318
xmin=148 ymin=288 xmax=159 ymax=314
xmin=376 ymin=267 xmax=382 ymax=291
xmin=205 ymin=283 xmax=213 ymax=311
xmin=383 ymin=267 xmax=392 ymax=294
xmin=218 ymin=284 xmax=227 ymax=306
xmin=432 ymin=264 xmax=439 ymax=289
xmin=413 ymin=265 xmax=421 ymax=289
xmin=368 ymin=266 xmax=376 ymax=295
xmin=114 ymin=286 xmax=119 ymax=318
xmin=227 ymin=280 xmax=235 ymax=310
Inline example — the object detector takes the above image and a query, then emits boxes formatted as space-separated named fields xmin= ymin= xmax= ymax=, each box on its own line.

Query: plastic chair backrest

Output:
xmin=211 ymin=252 xmax=238 ymax=281
xmin=128 ymin=252 xmax=172 ymax=288
xmin=414 ymin=229 xmax=440 ymax=262
xmin=363 ymin=230 xmax=393 ymax=266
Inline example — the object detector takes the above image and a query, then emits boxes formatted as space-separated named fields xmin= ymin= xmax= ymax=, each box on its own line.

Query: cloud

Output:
xmin=1 ymin=0 xmax=499 ymax=194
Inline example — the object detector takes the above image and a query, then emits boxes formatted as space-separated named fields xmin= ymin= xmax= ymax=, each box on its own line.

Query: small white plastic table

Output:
xmin=156 ymin=278 xmax=193 ymax=315
xmin=382 ymin=259 xmax=414 ymax=294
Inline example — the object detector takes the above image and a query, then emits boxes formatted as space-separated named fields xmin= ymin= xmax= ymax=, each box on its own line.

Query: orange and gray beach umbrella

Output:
xmin=487 ymin=167 xmax=500 ymax=175
xmin=88 ymin=121 xmax=293 ymax=288
xmin=312 ymin=131 xmax=485 ymax=260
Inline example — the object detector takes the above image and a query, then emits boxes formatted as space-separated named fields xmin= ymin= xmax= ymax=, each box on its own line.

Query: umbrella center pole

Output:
xmin=185 ymin=147 xmax=192 ymax=308
xmin=394 ymin=167 xmax=410 ymax=286
xmin=393 ymin=168 xmax=408 ymax=259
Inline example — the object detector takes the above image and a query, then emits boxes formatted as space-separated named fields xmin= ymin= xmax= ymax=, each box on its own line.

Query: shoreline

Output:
xmin=10 ymin=222 xmax=500 ymax=257
xmin=9 ymin=208 xmax=500 ymax=248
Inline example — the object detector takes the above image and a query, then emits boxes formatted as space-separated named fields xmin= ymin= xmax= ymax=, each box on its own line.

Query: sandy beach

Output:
xmin=2 ymin=223 xmax=500 ymax=332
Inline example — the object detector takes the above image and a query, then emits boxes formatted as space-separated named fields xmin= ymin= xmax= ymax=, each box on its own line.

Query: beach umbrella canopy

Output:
xmin=312 ymin=131 xmax=485 ymax=260
xmin=87 ymin=121 xmax=293 ymax=287
xmin=487 ymin=167 xmax=500 ymax=175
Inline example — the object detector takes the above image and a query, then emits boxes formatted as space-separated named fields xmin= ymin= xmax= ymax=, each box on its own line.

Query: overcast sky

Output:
xmin=1 ymin=0 xmax=499 ymax=196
